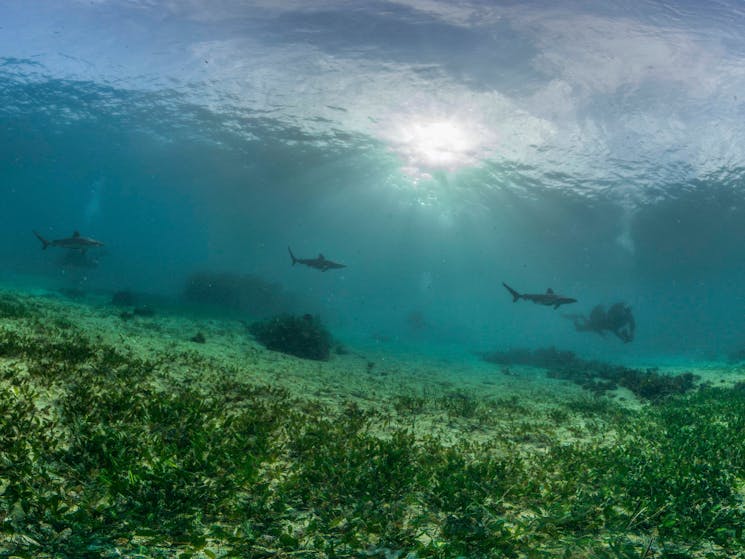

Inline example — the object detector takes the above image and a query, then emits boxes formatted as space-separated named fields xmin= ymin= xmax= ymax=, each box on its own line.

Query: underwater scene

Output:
xmin=2 ymin=1 xmax=745 ymax=558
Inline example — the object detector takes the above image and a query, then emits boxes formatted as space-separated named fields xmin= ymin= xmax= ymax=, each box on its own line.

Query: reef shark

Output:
xmin=34 ymin=230 xmax=104 ymax=251
xmin=502 ymin=282 xmax=577 ymax=309
xmin=288 ymin=246 xmax=346 ymax=271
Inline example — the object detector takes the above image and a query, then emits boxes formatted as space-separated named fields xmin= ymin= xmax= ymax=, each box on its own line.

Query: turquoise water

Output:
xmin=3 ymin=0 xmax=745 ymax=365
xmin=5 ymin=4 xmax=745 ymax=558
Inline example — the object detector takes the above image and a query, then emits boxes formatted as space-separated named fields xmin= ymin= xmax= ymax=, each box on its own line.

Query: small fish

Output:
xmin=502 ymin=282 xmax=577 ymax=309
xmin=34 ymin=230 xmax=104 ymax=251
xmin=288 ymin=246 xmax=346 ymax=272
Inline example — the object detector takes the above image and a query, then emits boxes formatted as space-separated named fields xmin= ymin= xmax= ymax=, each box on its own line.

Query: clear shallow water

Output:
xmin=3 ymin=1 xmax=745 ymax=364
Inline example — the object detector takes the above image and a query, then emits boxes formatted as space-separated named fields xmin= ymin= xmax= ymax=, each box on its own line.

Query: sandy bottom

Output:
xmin=4 ymin=285 xmax=744 ymax=454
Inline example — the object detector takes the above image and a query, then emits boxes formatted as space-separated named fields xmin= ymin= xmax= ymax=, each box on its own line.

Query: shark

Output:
xmin=288 ymin=246 xmax=346 ymax=272
xmin=59 ymin=248 xmax=101 ymax=269
xmin=34 ymin=230 xmax=104 ymax=251
xmin=502 ymin=282 xmax=577 ymax=309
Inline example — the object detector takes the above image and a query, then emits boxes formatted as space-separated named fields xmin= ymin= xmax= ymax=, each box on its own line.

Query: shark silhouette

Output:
xmin=34 ymin=230 xmax=104 ymax=252
xmin=288 ymin=246 xmax=346 ymax=272
xmin=502 ymin=282 xmax=577 ymax=309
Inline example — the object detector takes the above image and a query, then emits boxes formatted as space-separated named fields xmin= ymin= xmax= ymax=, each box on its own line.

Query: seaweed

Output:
xmin=482 ymin=347 xmax=699 ymax=401
xmin=0 ymin=293 xmax=30 ymax=319
xmin=548 ymin=361 xmax=699 ymax=401
xmin=2 ymin=303 xmax=745 ymax=558
xmin=480 ymin=346 xmax=579 ymax=368
xmin=248 ymin=313 xmax=332 ymax=361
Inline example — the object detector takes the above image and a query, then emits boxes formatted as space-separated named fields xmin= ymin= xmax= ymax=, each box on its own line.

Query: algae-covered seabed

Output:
xmin=1 ymin=289 xmax=745 ymax=558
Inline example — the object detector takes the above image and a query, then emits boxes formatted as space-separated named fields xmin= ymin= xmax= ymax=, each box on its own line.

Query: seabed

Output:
xmin=1 ymin=287 xmax=744 ymax=558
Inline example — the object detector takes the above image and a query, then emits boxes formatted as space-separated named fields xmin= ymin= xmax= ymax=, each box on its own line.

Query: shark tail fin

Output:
xmin=33 ymin=230 xmax=50 ymax=250
xmin=502 ymin=282 xmax=521 ymax=302
xmin=288 ymin=246 xmax=297 ymax=265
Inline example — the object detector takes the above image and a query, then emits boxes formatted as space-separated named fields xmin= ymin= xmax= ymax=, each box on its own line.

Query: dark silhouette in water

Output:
xmin=288 ymin=246 xmax=346 ymax=271
xmin=182 ymin=271 xmax=296 ymax=316
xmin=133 ymin=306 xmax=155 ymax=317
xmin=111 ymin=290 xmax=136 ymax=307
xmin=249 ymin=313 xmax=333 ymax=360
xmin=190 ymin=332 xmax=206 ymax=344
xmin=59 ymin=249 xmax=100 ymax=269
xmin=406 ymin=310 xmax=427 ymax=331
xmin=565 ymin=302 xmax=636 ymax=343
xmin=480 ymin=346 xmax=695 ymax=399
xmin=34 ymin=230 xmax=104 ymax=251
xmin=502 ymin=282 xmax=577 ymax=309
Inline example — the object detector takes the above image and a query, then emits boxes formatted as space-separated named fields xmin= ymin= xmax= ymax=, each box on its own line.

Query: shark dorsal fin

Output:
xmin=73 ymin=231 xmax=81 ymax=237
xmin=318 ymin=254 xmax=325 ymax=260
xmin=546 ymin=288 xmax=554 ymax=294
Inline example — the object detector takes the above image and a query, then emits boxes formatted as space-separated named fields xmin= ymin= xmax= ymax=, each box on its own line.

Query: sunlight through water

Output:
xmin=391 ymin=118 xmax=481 ymax=178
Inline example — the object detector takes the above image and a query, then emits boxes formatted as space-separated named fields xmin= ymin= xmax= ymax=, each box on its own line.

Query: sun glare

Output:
xmin=394 ymin=119 xmax=477 ymax=173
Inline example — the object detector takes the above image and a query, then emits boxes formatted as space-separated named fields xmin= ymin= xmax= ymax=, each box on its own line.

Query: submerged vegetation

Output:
xmin=482 ymin=346 xmax=700 ymax=400
xmin=248 ymin=313 xmax=333 ymax=361
xmin=0 ymin=296 xmax=29 ymax=319
xmin=0 ymin=294 xmax=744 ymax=558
